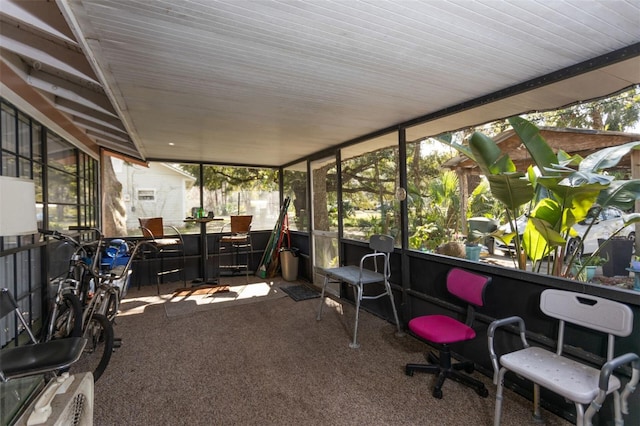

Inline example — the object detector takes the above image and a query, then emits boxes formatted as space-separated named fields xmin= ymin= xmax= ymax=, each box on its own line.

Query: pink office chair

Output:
xmin=405 ymin=268 xmax=491 ymax=399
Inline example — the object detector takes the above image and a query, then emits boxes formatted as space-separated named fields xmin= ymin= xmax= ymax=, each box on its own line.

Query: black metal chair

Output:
xmin=138 ymin=217 xmax=186 ymax=293
xmin=0 ymin=288 xmax=86 ymax=382
xmin=217 ymin=215 xmax=253 ymax=281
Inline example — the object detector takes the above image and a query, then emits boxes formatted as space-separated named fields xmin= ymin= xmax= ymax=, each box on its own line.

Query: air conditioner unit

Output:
xmin=14 ymin=372 xmax=93 ymax=426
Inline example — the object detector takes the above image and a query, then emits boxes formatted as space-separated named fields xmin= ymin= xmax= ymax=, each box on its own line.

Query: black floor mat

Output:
xmin=280 ymin=284 xmax=320 ymax=302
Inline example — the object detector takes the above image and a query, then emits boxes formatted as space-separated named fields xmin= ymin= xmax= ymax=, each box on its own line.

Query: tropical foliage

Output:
xmin=443 ymin=116 xmax=640 ymax=277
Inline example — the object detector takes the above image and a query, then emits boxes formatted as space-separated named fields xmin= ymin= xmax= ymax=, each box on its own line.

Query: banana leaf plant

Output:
xmin=467 ymin=131 xmax=534 ymax=269
xmin=509 ymin=118 xmax=640 ymax=277
xmin=437 ymin=117 xmax=640 ymax=278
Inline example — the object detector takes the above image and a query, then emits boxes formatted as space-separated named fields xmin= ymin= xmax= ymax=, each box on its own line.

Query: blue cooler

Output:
xmin=101 ymin=239 xmax=130 ymax=270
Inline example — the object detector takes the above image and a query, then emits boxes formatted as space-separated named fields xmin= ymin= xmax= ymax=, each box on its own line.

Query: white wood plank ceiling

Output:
xmin=1 ymin=0 xmax=639 ymax=166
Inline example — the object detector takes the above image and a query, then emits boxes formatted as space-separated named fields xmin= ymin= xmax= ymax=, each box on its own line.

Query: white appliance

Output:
xmin=14 ymin=373 xmax=93 ymax=426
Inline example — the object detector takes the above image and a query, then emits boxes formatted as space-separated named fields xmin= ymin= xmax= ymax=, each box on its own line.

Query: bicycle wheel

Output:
xmin=68 ymin=313 xmax=114 ymax=382
xmin=50 ymin=293 xmax=83 ymax=339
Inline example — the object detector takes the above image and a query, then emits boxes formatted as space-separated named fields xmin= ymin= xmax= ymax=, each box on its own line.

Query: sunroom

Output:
xmin=1 ymin=1 xmax=640 ymax=425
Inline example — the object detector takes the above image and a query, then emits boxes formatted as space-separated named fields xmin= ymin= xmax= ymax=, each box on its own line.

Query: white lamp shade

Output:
xmin=0 ymin=176 xmax=38 ymax=236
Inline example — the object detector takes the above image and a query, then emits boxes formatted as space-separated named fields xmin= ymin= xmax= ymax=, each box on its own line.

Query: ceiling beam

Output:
xmin=28 ymin=69 xmax=117 ymax=117
xmin=1 ymin=57 xmax=100 ymax=156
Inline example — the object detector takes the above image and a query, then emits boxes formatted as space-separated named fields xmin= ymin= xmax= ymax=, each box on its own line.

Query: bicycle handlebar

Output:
xmin=68 ymin=226 xmax=104 ymax=239
xmin=40 ymin=227 xmax=150 ymax=282
xmin=39 ymin=228 xmax=63 ymax=237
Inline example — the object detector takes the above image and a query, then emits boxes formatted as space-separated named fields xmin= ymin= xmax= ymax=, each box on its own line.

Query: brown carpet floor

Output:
xmin=93 ymin=276 xmax=571 ymax=425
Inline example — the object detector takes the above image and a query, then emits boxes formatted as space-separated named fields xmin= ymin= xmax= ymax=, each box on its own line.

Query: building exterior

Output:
xmin=111 ymin=158 xmax=196 ymax=233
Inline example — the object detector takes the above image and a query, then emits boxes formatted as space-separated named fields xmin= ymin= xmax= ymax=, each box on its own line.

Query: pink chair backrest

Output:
xmin=446 ymin=268 xmax=490 ymax=307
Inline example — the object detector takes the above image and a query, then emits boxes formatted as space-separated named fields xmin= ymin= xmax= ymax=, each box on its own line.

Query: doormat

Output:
xmin=173 ymin=285 xmax=230 ymax=297
xmin=280 ymin=284 xmax=320 ymax=302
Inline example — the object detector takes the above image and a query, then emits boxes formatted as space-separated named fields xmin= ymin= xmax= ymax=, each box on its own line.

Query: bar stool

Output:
xmin=217 ymin=215 xmax=253 ymax=281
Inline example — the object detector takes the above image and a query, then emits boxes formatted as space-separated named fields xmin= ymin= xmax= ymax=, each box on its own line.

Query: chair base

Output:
xmin=217 ymin=242 xmax=252 ymax=283
xmin=317 ymin=272 xmax=402 ymax=349
xmin=405 ymin=350 xmax=489 ymax=399
xmin=137 ymin=247 xmax=186 ymax=295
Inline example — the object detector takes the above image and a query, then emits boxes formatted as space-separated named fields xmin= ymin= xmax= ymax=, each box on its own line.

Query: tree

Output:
xmin=102 ymin=156 xmax=127 ymax=237
xmin=527 ymin=87 xmax=640 ymax=131
xmin=179 ymin=164 xmax=278 ymax=215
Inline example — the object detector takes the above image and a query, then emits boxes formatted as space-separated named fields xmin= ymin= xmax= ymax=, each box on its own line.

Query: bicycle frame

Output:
xmin=44 ymin=277 xmax=79 ymax=342
xmin=42 ymin=227 xmax=147 ymax=325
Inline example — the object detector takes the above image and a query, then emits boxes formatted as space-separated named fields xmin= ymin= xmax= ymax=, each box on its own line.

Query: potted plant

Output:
xmin=574 ymin=255 xmax=608 ymax=282
xmin=464 ymin=228 xmax=487 ymax=261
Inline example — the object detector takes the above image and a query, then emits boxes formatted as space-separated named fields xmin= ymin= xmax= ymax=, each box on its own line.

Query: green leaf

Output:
xmin=623 ymin=213 xmax=640 ymax=227
xmin=596 ymin=179 xmax=640 ymax=211
xmin=523 ymin=201 xmax=568 ymax=261
xmin=579 ymin=141 xmax=640 ymax=172
xmin=469 ymin=132 xmax=516 ymax=175
xmin=558 ymin=172 xmax=613 ymax=187
xmin=486 ymin=173 xmax=533 ymax=210
xmin=508 ymin=117 xmax=558 ymax=175
xmin=536 ymin=175 xmax=603 ymax=208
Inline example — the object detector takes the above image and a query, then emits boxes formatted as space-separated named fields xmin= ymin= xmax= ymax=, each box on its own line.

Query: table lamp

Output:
xmin=0 ymin=176 xmax=38 ymax=236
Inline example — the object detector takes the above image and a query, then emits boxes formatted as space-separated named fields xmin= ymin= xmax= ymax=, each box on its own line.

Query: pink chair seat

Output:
xmin=409 ymin=315 xmax=476 ymax=344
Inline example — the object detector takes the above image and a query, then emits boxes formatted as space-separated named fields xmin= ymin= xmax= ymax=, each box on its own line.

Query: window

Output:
xmin=0 ymin=98 xmax=98 ymax=343
xmin=341 ymin=134 xmax=400 ymax=244
xmin=137 ymin=189 xmax=156 ymax=201
xmin=283 ymin=162 xmax=308 ymax=232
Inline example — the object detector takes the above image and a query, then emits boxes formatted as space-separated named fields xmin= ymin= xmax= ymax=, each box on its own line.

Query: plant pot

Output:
xmin=598 ymin=238 xmax=633 ymax=277
xmin=585 ymin=265 xmax=596 ymax=281
xmin=465 ymin=245 xmax=481 ymax=262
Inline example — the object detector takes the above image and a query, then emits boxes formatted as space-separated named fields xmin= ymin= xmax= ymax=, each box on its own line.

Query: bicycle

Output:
xmin=41 ymin=227 xmax=116 ymax=382
xmin=38 ymin=230 xmax=85 ymax=345
xmin=42 ymin=226 xmax=146 ymax=381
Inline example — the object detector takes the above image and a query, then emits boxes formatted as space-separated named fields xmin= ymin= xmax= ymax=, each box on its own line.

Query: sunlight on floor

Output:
xmin=321 ymin=297 xmax=345 ymax=315
xmin=118 ymin=280 xmax=284 ymax=317
xmin=172 ymin=281 xmax=280 ymax=305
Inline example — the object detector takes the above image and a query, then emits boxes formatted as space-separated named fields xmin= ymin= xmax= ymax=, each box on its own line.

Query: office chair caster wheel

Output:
xmin=476 ymin=386 xmax=489 ymax=398
xmin=464 ymin=364 xmax=475 ymax=374
xmin=432 ymin=388 xmax=443 ymax=399
xmin=405 ymin=366 xmax=414 ymax=376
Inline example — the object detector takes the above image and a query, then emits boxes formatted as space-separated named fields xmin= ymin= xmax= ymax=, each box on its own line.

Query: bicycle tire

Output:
xmin=51 ymin=293 xmax=83 ymax=339
xmin=68 ymin=313 xmax=114 ymax=382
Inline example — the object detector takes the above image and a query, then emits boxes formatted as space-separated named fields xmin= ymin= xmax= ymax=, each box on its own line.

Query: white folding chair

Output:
xmin=316 ymin=234 xmax=401 ymax=348
xmin=488 ymin=289 xmax=639 ymax=426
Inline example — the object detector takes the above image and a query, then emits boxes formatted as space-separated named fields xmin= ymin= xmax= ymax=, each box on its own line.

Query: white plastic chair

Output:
xmin=316 ymin=234 xmax=401 ymax=348
xmin=488 ymin=289 xmax=639 ymax=426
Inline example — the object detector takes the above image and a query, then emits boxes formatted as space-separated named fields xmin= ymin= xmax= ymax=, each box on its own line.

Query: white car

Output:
xmin=566 ymin=206 xmax=635 ymax=257
xmin=496 ymin=206 xmax=635 ymax=257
